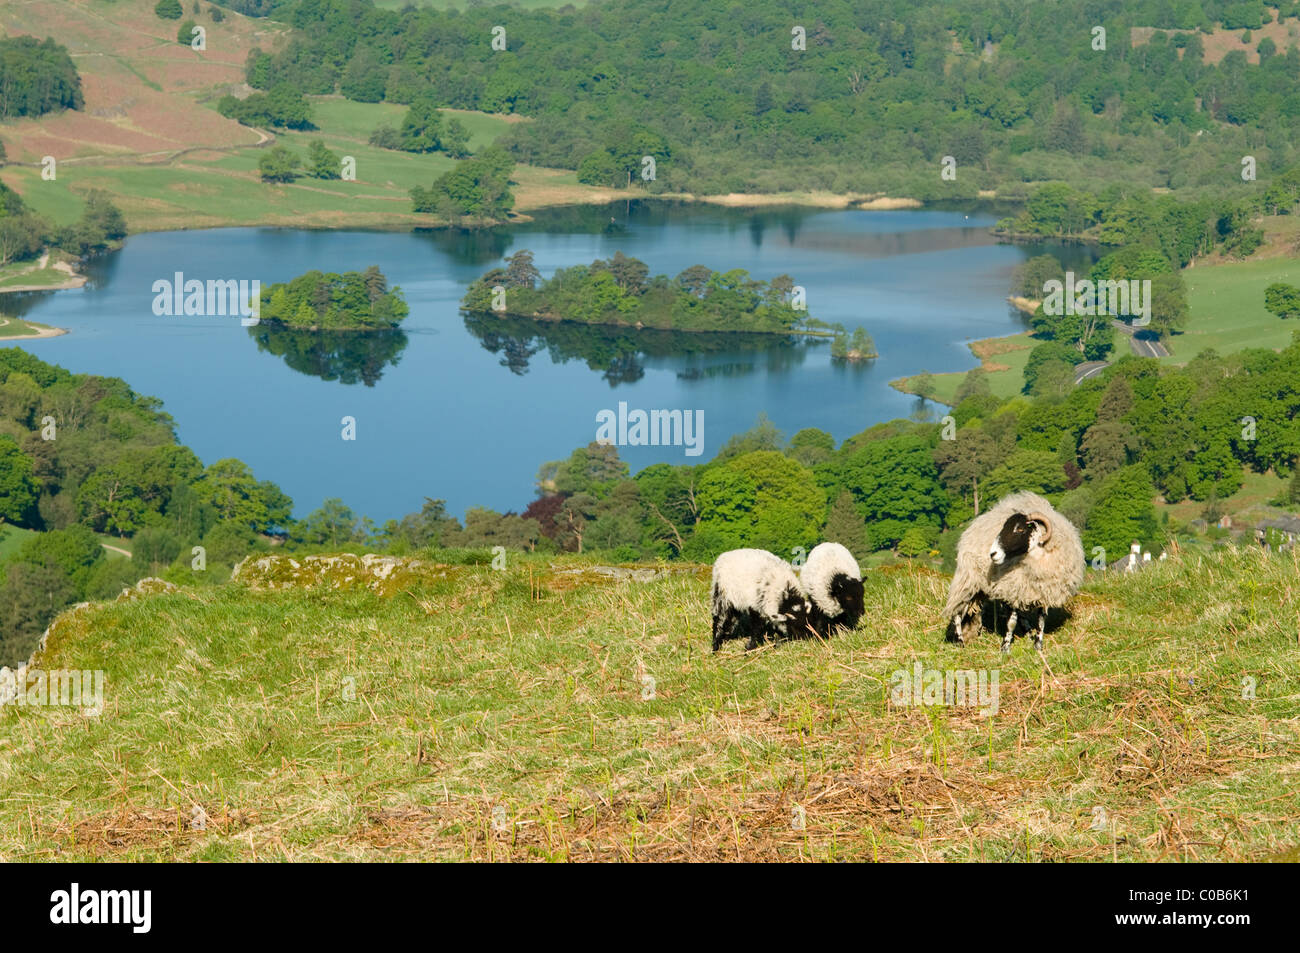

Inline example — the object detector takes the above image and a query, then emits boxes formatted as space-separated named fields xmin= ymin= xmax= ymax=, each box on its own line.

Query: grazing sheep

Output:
xmin=801 ymin=542 xmax=865 ymax=638
xmin=711 ymin=548 xmax=812 ymax=652
xmin=944 ymin=491 xmax=1085 ymax=653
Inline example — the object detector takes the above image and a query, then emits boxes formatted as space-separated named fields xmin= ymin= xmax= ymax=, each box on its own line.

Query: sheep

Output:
xmin=943 ymin=491 xmax=1085 ymax=653
xmin=800 ymin=542 xmax=865 ymax=638
xmin=711 ymin=548 xmax=812 ymax=652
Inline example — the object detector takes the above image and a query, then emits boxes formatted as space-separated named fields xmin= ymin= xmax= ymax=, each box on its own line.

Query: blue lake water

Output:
xmin=8 ymin=201 xmax=1095 ymax=522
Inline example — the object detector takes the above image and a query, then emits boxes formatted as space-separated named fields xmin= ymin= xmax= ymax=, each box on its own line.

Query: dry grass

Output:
xmin=1 ymin=547 xmax=1297 ymax=862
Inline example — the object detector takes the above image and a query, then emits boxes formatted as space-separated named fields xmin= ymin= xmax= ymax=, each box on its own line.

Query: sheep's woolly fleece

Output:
xmin=801 ymin=542 xmax=861 ymax=616
xmin=711 ymin=548 xmax=801 ymax=620
xmin=943 ymin=491 xmax=1085 ymax=617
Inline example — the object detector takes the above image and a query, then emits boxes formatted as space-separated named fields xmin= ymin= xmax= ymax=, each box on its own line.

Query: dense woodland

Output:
xmin=462 ymin=249 xmax=822 ymax=333
xmin=0 ymin=36 xmax=82 ymax=119
xmin=239 ymin=0 xmax=1300 ymax=197
xmin=259 ymin=266 xmax=409 ymax=330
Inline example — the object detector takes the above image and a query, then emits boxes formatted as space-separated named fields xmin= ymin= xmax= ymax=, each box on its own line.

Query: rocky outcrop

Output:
xmin=231 ymin=553 xmax=446 ymax=596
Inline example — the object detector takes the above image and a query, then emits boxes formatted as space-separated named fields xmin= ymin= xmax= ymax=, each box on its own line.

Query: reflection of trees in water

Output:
xmin=519 ymin=201 xmax=811 ymax=248
xmin=412 ymin=227 xmax=515 ymax=268
xmin=676 ymin=362 xmax=757 ymax=380
xmin=247 ymin=325 xmax=408 ymax=386
xmin=75 ymin=247 xmax=121 ymax=292
xmin=412 ymin=200 xmax=837 ymax=272
xmin=463 ymin=311 xmax=817 ymax=387
xmin=0 ymin=289 xmax=56 ymax=319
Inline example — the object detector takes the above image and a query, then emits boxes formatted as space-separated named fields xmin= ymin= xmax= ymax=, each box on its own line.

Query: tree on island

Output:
xmin=503 ymin=249 xmax=540 ymax=289
xmin=831 ymin=326 xmax=877 ymax=361
xmin=260 ymin=266 xmax=408 ymax=330
xmin=463 ymin=253 xmax=814 ymax=334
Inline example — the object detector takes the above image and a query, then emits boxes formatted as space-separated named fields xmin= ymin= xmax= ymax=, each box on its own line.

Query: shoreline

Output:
xmin=889 ymin=330 xmax=1035 ymax=404
xmin=19 ymin=189 xmax=941 ymax=239
xmin=464 ymin=308 xmax=837 ymax=337
xmin=0 ymin=320 xmax=69 ymax=341
xmin=0 ymin=253 xmax=89 ymax=295
xmin=0 ymin=276 xmax=85 ymax=294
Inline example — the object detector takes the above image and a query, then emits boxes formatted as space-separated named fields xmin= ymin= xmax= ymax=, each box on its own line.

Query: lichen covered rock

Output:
xmin=231 ymin=553 xmax=446 ymax=596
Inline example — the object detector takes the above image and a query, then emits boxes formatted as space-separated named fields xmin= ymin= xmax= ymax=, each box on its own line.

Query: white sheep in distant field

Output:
xmin=711 ymin=549 xmax=812 ymax=651
xmin=944 ymin=491 xmax=1085 ymax=653
xmin=800 ymin=542 xmax=865 ymax=638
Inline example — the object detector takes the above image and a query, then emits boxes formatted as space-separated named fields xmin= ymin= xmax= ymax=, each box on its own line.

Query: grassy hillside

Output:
xmin=1175 ymin=253 xmax=1300 ymax=361
xmin=2 ymin=547 xmax=1297 ymax=861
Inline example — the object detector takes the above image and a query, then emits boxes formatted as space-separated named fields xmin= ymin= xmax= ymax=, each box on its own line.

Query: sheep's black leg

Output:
xmin=713 ymin=609 xmax=738 ymax=652
xmin=1033 ymin=610 xmax=1046 ymax=651
xmin=1001 ymin=610 xmax=1018 ymax=655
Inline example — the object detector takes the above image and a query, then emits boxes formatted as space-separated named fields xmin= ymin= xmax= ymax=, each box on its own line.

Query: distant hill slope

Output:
xmin=0 ymin=0 xmax=285 ymax=163
xmin=0 ymin=2 xmax=633 ymax=230
xmin=1 ymin=547 xmax=1296 ymax=861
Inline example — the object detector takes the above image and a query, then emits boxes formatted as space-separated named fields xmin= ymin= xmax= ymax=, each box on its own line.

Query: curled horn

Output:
xmin=1026 ymin=511 xmax=1052 ymax=544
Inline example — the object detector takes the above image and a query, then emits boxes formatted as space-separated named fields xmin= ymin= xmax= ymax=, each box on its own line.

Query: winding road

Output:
xmin=1072 ymin=320 xmax=1170 ymax=385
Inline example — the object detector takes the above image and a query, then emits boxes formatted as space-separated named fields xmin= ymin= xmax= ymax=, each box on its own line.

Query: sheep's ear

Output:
xmin=1026 ymin=512 xmax=1052 ymax=544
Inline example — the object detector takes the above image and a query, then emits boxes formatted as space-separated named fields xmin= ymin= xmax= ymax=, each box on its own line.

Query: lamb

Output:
xmin=711 ymin=548 xmax=812 ymax=652
xmin=800 ymin=542 xmax=865 ymax=638
xmin=943 ymin=491 xmax=1085 ymax=653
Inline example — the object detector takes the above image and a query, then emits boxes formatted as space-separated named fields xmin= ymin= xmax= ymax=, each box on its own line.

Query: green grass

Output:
xmin=0 ymin=526 xmax=130 ymax=560
xmin=0 ymin=270 xmax=72 ymax=292
xmin=0 ymin=318 xmax=46 ymax=336
xmin=2 ymin=547 xmax=1297 ymax=861
xmin=2 ymin=99 xmax=521 ymax=233
xmin=894 ymin=332 xmax=1036 ymax=405
xmin=371 ymin=0 xmax=586 ymax=7
xmin=0 ymin=525 xmax=39 ymax=560
xmin=1173 ymin=255 xmax=1300 ymax=361
xmin=98 ymin=536 xmax=133 ymax=561
xmin=1157 ymin=470 xmax=1292 ymax=526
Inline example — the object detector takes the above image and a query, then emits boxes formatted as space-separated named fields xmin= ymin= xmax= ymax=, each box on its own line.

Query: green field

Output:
xmin=0 ymin=525 xmax=39 ymax=561
xmin=0 ymin=526 xmax=131 ymax=562
xmin=0 ymin=270 xmax=72 ymax=292
xmin=1 ymin=547 xmax=1296 ymax=861
xmin=1173 ymin=255 xmax=1300 ymax=361
xmin=3 ymin=98 xmax=528 ymax=233
xmin=893 ymin=332 xmax=1036 ymax=405
xmin=372 ymin=0 xmax=586 ymax=7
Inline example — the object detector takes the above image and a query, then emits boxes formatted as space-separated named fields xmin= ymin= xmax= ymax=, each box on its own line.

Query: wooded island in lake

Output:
xmin=259 ymin=267 xmax=408 ymax=330
xmin=462 ymin=250 xmax=828 ymax=334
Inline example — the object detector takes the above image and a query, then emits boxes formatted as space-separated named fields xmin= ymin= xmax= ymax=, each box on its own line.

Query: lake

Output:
xmin=9 ymin=201 xmax=1096 ymax=522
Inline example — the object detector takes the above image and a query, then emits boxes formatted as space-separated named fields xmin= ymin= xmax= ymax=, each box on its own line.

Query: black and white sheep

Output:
xmin=800 ymin=542 xmax=865 ymax=638
xmin=711 ymin=548 xmax=812 ymax=652
xmin=943 ymin=491 xmax=1085 ymax=653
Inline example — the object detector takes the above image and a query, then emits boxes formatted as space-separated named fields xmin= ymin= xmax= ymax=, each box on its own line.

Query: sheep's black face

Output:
xmin=777 ymin=588 xmax=812 ymax=636
xmin=992 ymin=513 xmax=1035 ymax=564
xmin=830 ymin=574 xmax=865 ymax=627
